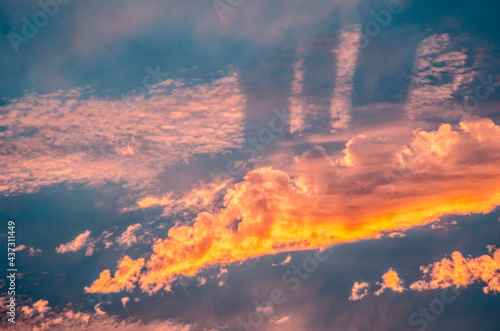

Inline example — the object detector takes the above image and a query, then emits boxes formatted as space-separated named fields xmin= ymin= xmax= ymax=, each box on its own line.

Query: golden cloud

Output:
xmin=375 ymin=269 xmax=404 ymax=295
xmin=410 ymin=247 xmax=500 ymax=294
xmin=88 ymin=117 xmax=500 ymax=293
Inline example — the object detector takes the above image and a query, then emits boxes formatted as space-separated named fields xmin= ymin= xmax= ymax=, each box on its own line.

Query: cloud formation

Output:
xmin=85 ymin=256 xmax=145 ymax=293
xmin=349 ymin=281 xmax=370 ymax=301
xmin=410 ymin=246 xmax=500 ymax=294
xmin=117 ymin=224 xmax=143 ymax=248
xmin=8 ymin=297 xmax=192 ymax=331
xmin=0 ymin=71 xmax=245 ymax=196
xmin=55 ymin=230 xmax=93 ymax=256
xmin=87 ymin=116 xmax=500 ymax=293
xmin=374 ymin=268 xmax=404 ymax=295
xmin=405 ymin=33 xmax=475 ymax=119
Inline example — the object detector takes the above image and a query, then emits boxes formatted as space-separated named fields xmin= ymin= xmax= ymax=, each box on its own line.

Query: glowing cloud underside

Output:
xmin=87 ymin=117 xmax=500 ymax=293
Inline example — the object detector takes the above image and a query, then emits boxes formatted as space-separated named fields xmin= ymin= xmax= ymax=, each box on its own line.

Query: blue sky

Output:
xmin=1 ymin=0 xmax=500 ymax=330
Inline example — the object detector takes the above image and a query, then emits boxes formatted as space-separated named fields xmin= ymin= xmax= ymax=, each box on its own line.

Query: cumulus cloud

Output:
xmin=374 ymin=269 xmax=404 ymax=296
xmin=349 ymin=281 xmax=370 ymax=301
xmin=85 ymin=256 xmax=145 ymax=293
xmin=87 ymin=117 xmax=500 ymax=293
xmin=0 ymin=71 xmax=245 ymax=196
xmin=55 ymin=230 xmax=93 ymax=255
xmin=410 ymin=247 xmax=500 ymax=294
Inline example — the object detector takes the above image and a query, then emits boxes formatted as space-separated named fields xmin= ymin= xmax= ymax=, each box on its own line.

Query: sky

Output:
xmin=1 ymin=0 xmax=500 ymax=330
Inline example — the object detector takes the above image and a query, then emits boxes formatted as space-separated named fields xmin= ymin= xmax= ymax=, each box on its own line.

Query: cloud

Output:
xmin=7 ymin=297 xmax=193 ymax=331
xmin=88 ymin=117 xmax=500 ymax=293
xmin=117 ymin=224 xmax=142 ymax=248
xmin=135 ymin=179 xmax=231 ymax=216
xmin=410 ymin=246 xmax=500 ymax=294
xmin=349 ymin=281 xmax=370 ymax=301
xmin=85 ymin=256 xmax=145 ymax=293
xmin=121 ymin=297 xmax=130 ymax=310
xmin=288 ymin=25 xmax=361 ymax=134
xmin=405 ymin=33 xmax=476 ymax=119
xmin=55 ymin=230 xmax=93 ymax=255
xmin=16 ymin=244 xmax=42 ymax=256
xmin=21 ymin=299 xmax=50 ymax=318
xmin=374 ymin=269 xmax=404 ymax=296
xmin=0 ymin=71 xmax=245 ymax=196
xmin=329 ymin=25 xmax=362 ymax=132
xmin=271 ymin=315 xmax=291 ymax=325
xmin=273 ymin=254 xmax=292 ymax=267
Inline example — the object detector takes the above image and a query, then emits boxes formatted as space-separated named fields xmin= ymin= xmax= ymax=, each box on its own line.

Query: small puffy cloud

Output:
xmin=94 ymin=303 xmax=106 ymax=316
xmin=273 ymin=254 xmax=292 ymax=266
xmin=121 ymin=297 xmax=130 ymax=310
xmin=409 ymin=247 xmax=500 ymax=294
xmin=117 ymin=224 xmax=142 ymax=248
xmin=349 ymin=281 xmax=370 ymax=301
xmin=17 ymin=244 xmax=43 ymax=256
xmin=272 ymin=315 xmax=291 ymax=325
xmin=16 ymin=244 xmax=26 ymax=251
xmin=97 ymin=230 xmax=114 ymax=249
xmin=375 ymin=269 xmax=404 ymax=296
xmin=33 ymin=299 xmax=51 ymax=315
xmin=85 ymin=256 xmax=145 ymax=293
xmin=55 ymin=230 xmax=92 ymax=255
xmin=20 ymin=299 xmax=51 ymax=319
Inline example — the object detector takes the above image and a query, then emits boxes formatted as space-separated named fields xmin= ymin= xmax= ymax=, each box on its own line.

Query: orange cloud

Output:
xmin=349 ymin=281 xmax=370 ymax=301
xmin=374 ymin=269 xmax=404 ymax=296
xmin=410 ymin=247 xmax=500 ymax=294
xmin=88 ymin=117 xmax=500 ymax=293
xmin=85 ymin=256 xmax=145 ymax=293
